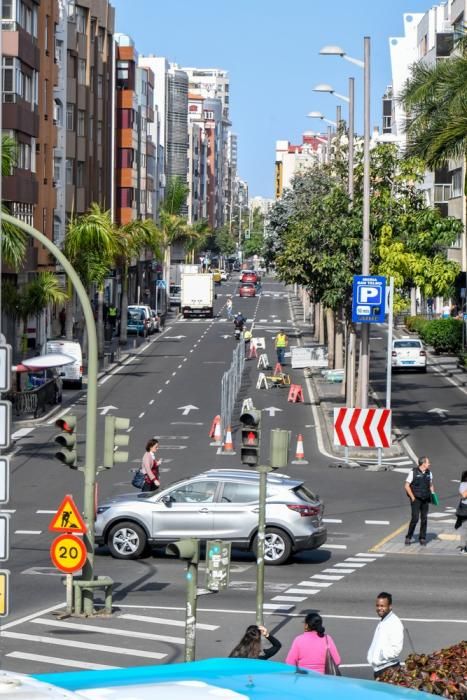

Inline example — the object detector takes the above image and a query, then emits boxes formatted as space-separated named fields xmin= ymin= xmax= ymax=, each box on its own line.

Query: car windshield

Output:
xmin=394 ymin=341 xmax=421 ymax=348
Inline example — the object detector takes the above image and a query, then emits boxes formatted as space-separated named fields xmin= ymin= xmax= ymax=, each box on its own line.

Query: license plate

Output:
xmin=401 ymin=360 xmax=415 ymax=365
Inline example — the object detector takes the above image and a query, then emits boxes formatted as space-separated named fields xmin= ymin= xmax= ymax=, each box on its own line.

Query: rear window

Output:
xmin=394 ymin=341 xmax=422 ymax=348
xmin=241 ymin=283 xmax=255 ymax=289
xmin=294 ymin=485 xmax=318 ymax=503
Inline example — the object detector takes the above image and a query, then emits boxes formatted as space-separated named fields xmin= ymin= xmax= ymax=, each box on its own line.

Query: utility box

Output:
xmin=206 ymin=540 xmax=231 ymax=591
xmin=269 ymin=429 xmax=290 ymax=469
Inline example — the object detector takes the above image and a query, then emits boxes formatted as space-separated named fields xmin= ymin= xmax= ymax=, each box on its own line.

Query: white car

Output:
xmin=392 ymin=338 xmax=427 ymax=372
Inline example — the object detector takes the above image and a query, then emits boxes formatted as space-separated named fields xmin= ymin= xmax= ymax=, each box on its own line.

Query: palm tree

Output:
xmin=1 ymin=134 xmax=26 ymax=269
xmin=159 ymin=177 xmax=189 ymax=283
xmin=116 ymin=219 xmax=161 ymax=344
xmin=184 ymin=220 xmax=211 ymax=264
xmin=400 ymin=37 xmax=467 ymax=169
xmin=64 ymin=204 xmax=118 ymax=357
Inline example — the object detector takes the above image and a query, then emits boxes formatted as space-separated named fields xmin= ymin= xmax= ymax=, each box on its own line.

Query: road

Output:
xmin=2 ymin=278 xmax=466 ymax=677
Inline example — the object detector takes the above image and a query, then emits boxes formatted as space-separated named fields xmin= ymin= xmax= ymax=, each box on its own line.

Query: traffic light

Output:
xmin=166 ymin=538 xmax=199 ymax=564
xmin=206 ymin=540 xmax=231 ymax=591
xmin=103 ymin=416 xmax=130 ymax=469
xmin=54 ymin=415 xmax=77 ymax=468
xmin=269 ymin=429 xmax=290 ymax=469
xmin=240 ymin=408 xmax=261 ymax=467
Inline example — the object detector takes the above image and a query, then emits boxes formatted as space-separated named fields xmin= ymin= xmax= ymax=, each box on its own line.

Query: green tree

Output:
xmin=1 ymin=134 xmax=27 ymax=269
xmin=159 ymin=177 xmax=190 ymax=283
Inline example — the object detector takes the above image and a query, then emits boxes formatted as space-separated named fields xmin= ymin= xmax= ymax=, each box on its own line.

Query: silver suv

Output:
xmin=95 ymin=469 xmax=326 ymax=565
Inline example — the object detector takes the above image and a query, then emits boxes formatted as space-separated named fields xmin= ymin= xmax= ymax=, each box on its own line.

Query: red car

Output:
xmin=239 ymin=282 xmax=256 ymax=297
xmin=241 ymin=271 xmax=260 ymax=284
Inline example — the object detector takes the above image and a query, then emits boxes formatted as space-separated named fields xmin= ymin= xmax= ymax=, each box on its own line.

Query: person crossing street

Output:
xmin=367 ymin=592 xmax=404 ymax=679
xmin=404 ymin=456 xmax=434 ymax=546
xmin=274 ymin=329 xmax=288 ymax=365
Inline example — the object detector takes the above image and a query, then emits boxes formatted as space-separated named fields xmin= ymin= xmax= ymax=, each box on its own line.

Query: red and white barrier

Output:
xmin=333 ymin=408 xmax=391 ymax=448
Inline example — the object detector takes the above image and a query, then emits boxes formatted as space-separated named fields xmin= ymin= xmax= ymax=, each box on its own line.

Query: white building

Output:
xmin=274 ymin=134 xmax=326 ymax=198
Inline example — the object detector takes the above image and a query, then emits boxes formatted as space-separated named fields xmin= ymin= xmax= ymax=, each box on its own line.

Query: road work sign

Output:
xmin=352 ymin=275 xmax=386 ymax=323
xmin=49 ymin=494 xmax=86 ymax=534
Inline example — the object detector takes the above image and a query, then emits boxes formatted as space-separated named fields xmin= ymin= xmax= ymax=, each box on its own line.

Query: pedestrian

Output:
xmin=108 ymin=304 xmax=118 ymax=332
xmin=285 ymin=612 xmax=341 ymax=674
xmin=229 ymin=624 xmax=281 ymax=660
xmin=59 ymin=308 xmax=66 ymax=336
xmin=274 ymin=329 xmax=288 ymax=365
xmin=454 ymin=469 xmax=467 ymax=553
xmin=141 ymin=438 xmax=161 ymax=492
xmin=226 ymin=296 xmax=233 ymax=320
xmin=404 ymin=456 xmax=434 ymax=546
xmin=367 ymin=592 xmax=404 ymax=680
xmin=442 ymin=303 xmax=450 ymax=319
xmin=244 ymin=327 xmax=252 ymax=355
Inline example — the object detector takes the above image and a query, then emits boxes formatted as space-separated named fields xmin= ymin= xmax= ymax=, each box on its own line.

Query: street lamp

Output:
xmin=313 ymin=80 xmax=355 ymax=200
xmin=307 ymin=113 xmax=336 ymax=164
xmin=320 ymin=38 xmax=371 ymax=409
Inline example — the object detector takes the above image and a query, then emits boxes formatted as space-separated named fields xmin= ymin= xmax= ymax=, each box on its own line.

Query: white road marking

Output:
xmin=31 ymin=618 xmax=185 ymax=644
xmin=302 ymin=580 xmax=333 ymax=588
xmin=428 ymin=512 xmax=452 ymax=518
xmin=36 ymin=510 xmax=55 ymax=514
xmin=393 ymin=468 xmax=412 ymax=474
xmin=172 ymin=371 xmax=177 ymax=376
xmin=178 ymin=364 xmax=182 ymax=369
xmin=1 ymin=630 xmax=166 ymax=659
xmin=323 ymin=518 xmax=343 ymax=523
xmin=321 ymin=568 xmax=354 ymax=575
xmin=149 ymin=399 xmax=155 ymax=405
xmin=138 ymin=412 xmax=145 ymax=419
xmin=11 ymin=427 xmax=34 ymax=439
xmin=334 ymin=562 xmax=366 ymax=568
xmin=325 ymin=544 xmax=347 ymax=550
xmin=1 ymin=603 xmax=65 ymax=630
xmin=271 ymin=595 xmax=306 ymax=602
xmin=183 ymin=358 xmax=187 ymax=362
xmin=165 ymin=380 xmax=170 ymax=384
xmin=1 ymin=509 xmax=15 ymax=514
xmin=287 ymin=588 xmax=320 ymax=595
xmin=46 ymin=407 xmax=70 ymax=425
xmin=5 ymin=651 xmax=119 ymax=670
xmin=119 ymin=614 xmax=218 ymax=630
xmin=263 ymin=603 xmax=294 ymax=611
xmin=365 ymin=520 xmax=390 ymax=525
xmin=14 ymin=530 xmax=42 ymax=535
xmin=345 ymin=556 xmax=376 ymax=562
xmin=158 ymin=389 xmax=162 ymax=393
xmin=311 ymin=574 xmax=344 ymax=581
xmin=171 ymin=422 xmax=204 ymax=426
xmin=356 ymin=552 xmax=385 ymax=557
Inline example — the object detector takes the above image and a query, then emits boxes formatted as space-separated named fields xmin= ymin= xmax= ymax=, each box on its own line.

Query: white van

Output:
xmin=42 ymin=340 xmax=83 ymax=388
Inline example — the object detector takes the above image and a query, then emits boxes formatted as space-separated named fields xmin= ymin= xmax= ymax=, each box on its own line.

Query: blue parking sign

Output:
xmin=352 ymin=275 xmax=386 ymax=323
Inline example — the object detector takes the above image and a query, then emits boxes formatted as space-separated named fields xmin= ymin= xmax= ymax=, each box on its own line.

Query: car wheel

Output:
xmin=253 ymin=528 xmax=292 ymax=566
xmin=107 ymin=521 xmax=147 ymax=560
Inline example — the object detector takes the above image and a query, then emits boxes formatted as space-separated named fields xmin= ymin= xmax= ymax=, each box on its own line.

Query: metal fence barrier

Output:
xmin=221 ymin=338 xmax=245 ymax=438
xmin=4 ymin=379 xmax=58 ymax=418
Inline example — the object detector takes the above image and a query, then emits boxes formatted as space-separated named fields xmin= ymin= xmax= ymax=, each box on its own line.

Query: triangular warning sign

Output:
xmin=48 ymin=494 xmax=86 ymax=534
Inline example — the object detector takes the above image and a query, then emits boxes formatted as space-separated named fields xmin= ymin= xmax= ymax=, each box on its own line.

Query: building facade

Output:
xmin=274 ymin=134 xmax=326 ymax=198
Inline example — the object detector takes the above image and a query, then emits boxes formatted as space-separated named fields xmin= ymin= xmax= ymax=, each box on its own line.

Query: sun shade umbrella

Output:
xmin=22 ymin=354 xmax=75 ymax=369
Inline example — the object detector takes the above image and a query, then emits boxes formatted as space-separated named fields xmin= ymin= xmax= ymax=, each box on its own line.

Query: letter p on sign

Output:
xmin=358 ymin=286 xmax=381 ymax=304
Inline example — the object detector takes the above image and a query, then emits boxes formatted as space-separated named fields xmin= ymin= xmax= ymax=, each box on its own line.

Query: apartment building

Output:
xmin=274 ymin=134 xmax=326 ymax=198
xmin=187 ymin=94 xmax=207 ymax=224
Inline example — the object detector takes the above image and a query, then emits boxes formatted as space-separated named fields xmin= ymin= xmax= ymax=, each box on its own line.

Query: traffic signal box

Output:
xmin=269 ymin=429 xmax=290 ymax=469
xmin=54 ymin=415 xmax=77 ymax=468
xmin=166 ymin=538 xmax=199 ymax=563
xmin=240 ymin=408 xmax=261 ymax=466
xmin=206 ymin=540 xmax=231 ymax=591
xmin=103 ymin=416 xmax=130 ymax=469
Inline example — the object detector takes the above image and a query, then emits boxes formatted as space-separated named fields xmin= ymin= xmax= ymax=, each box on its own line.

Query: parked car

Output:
xmin=42 ymin=340 xmax=83 ymax=389
xmin=169 ymin=284 xmax=181 ymax=307
xmin=392 ymin=338 xmax=427 ymax=372
xmin=127 ymin=305 xmax=152 ymax=336
xmin=95 ymin=469 xmax=326 ymax=565
xmin=150 ymin=310 xmax=161 ymax=332
xmin=211 ymin=269 xmax=222 ymax=285
xmin=239 ymin=282 xmax=256 ymax=297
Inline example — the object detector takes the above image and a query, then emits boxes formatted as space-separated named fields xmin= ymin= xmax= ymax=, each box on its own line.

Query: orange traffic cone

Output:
xmin=222 ymin=426 xmax=236 ymax=454
xmin=209 ymin=415 xmax=220 ymax=438
xmin=292 ymin=433 xmax=309 ymax=464
xmin=210 ymin=417 xmax=222 ymax=446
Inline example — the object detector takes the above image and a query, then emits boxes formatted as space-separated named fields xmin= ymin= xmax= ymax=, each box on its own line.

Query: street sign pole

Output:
xmin=255 ymin=464 xmax=271 ymax=627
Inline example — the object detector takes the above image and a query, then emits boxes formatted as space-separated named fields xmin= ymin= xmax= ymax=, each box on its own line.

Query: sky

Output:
xmin=111 ymin=0 xmax=435 ymax=198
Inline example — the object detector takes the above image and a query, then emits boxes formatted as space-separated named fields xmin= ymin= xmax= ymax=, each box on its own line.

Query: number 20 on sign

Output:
xmin=50 ymin=534 xmax=86 ymax=574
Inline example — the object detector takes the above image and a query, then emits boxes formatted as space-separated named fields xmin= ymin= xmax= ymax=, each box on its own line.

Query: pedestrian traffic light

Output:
xmin=206 ymin=540 xmax=231 ymax=591
xmin=269 ymin=429 xmax=290 ymax=469
xmin=103 ymin=416 xmax=130 ymax=469
xmin=54 ymin=415 xmax=77 ymax=468
xmin=240 ymin=407 xmax=261 ymax=467
xmin=166 ymin=538 xmax=199 ymax=564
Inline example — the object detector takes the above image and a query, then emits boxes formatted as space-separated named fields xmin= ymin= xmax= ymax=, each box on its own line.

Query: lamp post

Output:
xmin=306 ymin=112 xmax=337 ymax=164
xmin=312 ymin=79 xmax=355 ymax=200
xmin=320 ymin=38 xmax=371 ymax=408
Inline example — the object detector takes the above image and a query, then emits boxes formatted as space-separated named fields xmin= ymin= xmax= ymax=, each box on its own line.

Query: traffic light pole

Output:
xmin=2 ymin=214 xmax=98 ymax=615
xmin=185 ymin=554 xmax=198 ymax=662
xmin=256 ymin=464 xmax=271 ymax=626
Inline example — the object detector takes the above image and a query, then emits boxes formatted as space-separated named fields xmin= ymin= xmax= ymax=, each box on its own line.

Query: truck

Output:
xmin=181 ymin=272 xmax=215 ymax=318
xmin=170 ymin=263 xmax=200 ymax=287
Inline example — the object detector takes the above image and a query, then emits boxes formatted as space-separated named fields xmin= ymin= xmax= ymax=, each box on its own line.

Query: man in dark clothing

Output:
xmin=404 ymin=456 xmax=434 ymax=546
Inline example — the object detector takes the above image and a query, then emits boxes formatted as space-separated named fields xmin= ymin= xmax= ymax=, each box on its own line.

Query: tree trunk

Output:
xmin=313 ymin=303 xmax=320 ymax=341
xmin=346 ymin=324 xmax=357 ymax=407
xmin=325 ymin=308 xmax=335 ymax=368
xmin=335 ymin=309 xmax=344 ymax=369
xmin=410 ymin=287 xmax=417 ymax=316
xmin=163 ymin=245 xmax=171 ymax=286
xmin=65 ymin=278 xmax=74 ymax=340
xmin=318 ymin=304 xmax=325 ymax=345
xmin=97 ymin=287 xmax=105 ymax=358
xmin=119 ymin=263 xmax=129 ymax=345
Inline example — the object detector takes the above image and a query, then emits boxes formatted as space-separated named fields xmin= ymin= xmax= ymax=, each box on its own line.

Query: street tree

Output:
xmin=1 ymin=134 xmax=26 ymax=269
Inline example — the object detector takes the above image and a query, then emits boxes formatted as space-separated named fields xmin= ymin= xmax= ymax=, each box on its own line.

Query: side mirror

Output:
xmin=161 ymin=495 xmax=172 ymax=506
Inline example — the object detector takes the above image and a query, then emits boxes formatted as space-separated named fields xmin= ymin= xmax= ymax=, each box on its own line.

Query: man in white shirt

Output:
xmin=367 ymin=592 xmax=404 ymax=679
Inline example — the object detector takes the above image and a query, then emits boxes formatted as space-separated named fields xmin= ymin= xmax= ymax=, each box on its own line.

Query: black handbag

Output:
xmin=324 ymin=635 xmax=341 ymax=676
xmin=131 ymin=470 xmax=145 ymax=489
xmin=455 ymin=499 xmax=467 ymax=518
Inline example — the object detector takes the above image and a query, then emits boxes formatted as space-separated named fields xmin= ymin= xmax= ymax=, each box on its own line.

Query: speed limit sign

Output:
xmin=50 ymin=534 xmax=86 ymax=574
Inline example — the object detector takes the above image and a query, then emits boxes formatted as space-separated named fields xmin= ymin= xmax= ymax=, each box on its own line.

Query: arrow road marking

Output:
xmin=98 ymin=405 xmax=117 ymax=416
xmin=263 ymin=407 xmax=283 ymax=417
xmin=178 ymin=405 xmax=199 ymax=416
xmin=428 ymin=408 xmax=449 ymax=418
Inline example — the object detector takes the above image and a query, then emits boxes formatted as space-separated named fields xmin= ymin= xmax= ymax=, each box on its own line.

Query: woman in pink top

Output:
xmin=285 ymin=613 xmax=341 ymax=674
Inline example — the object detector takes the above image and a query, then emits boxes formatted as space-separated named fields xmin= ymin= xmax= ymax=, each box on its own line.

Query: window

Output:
xmin=2 ymin=56 xmax=14 ymax=95
xmin=97 ymin=75 xmax=103 ymax=98
xmin=55 ymin=38 xmax=63 ymax=64
xmin=44 ymin=15 xmax=49 ymax=52
xmin=97 ymin=120 xmax=103 ymax=146
xmin=67 ymin=0 xmax=76 ymax=19
xmin=77 ymin=161 xmax=85 ymax=187
xmin=2 ymin=1 xmax=13 ymax=20
xmin=451 ymin=169 xmax=462 ymax=198
xmin=117 ymin=187 xmax=133 ymax=207
xmin=166 ymin=480 xmax=218 ymax=503
xmin=17 ymin=142 xmax=31 ymax=170
xmin=117 ymin=109 xmax=134 ymax=129
xmin=117 ymin=148 xmax=133 ymax=168
xmin=220 ymin=482 xmax=259 ymax=503
xmin=78 ymin=58 xmax=86 ymax=85
xmin=53 ymin=157 xmax=61 ymax=182
xmin=434 ymin=184 xmax=451 ymax=203
xmin=76 ymin=6 xmax=86 ymax=34
xmin=77 ymin=109 xmax=86 ymax=137
xmin=66 ymin=103 xmax=74 ymax=130
xmin=53 ymin=100 xmax=63 ymax=125
xmin=90 ymin=66 xmax=94 ymax=86
xmin=90 ymin=18 xmax=96 ymax=41
xmin=98 ymin=27 xmax=105 ymax=53
xmin=89 ymin=114 xmax=94 ymax=140
xmin=65 ymin=158 xmax=74 ymax=185
xmin=43 ymin=78 xmax=48 ymax=113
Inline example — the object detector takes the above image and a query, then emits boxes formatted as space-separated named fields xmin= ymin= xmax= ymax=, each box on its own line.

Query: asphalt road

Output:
xmin=2 ymin=279 xmax=466 ymax=678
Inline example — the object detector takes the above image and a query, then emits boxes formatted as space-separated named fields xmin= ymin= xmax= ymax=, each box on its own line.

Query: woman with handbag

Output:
xmin=132 ymin=438 xmax=160 ymax=492
xmin=285 ymin=613 xmax=341 ymax=674
xmin=454 ymin=469 xmax=467 ymax=552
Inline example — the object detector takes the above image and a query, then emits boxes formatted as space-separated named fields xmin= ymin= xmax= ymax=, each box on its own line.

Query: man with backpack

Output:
xmin=404 ymin=456 xmax=434 ymax=546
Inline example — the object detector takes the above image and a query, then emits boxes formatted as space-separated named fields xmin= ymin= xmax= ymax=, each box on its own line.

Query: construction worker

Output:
xmin=274 ymin=329 xmax=288 ymax=365
xmin=244 ymin=327 xmax=252 ymax=355
xmin=107 ymin=304 xmax=118 ymax=334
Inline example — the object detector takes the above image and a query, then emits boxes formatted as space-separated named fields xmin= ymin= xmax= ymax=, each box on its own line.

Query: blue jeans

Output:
xmin=276 ymin=347 xmax=285 ymax=364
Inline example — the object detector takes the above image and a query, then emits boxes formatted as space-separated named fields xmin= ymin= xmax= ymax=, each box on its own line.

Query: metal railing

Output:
xmin=220 ymin=338 xmax=245 ymax=437
xmin=4 ymin=379 xmax=58 ymax=419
